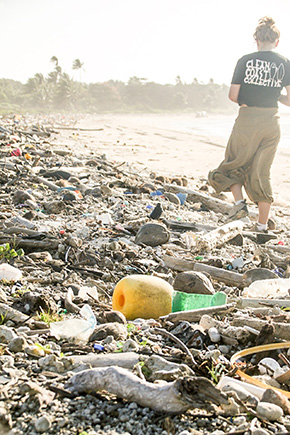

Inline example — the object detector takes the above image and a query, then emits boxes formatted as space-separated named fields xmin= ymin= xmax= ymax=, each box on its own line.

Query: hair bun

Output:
xmin=258 ymin=16 xmax=275 ymax=27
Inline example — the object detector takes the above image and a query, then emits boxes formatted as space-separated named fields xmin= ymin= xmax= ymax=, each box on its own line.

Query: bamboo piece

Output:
xmin=65 ymin=366 xmax=228 ymax=413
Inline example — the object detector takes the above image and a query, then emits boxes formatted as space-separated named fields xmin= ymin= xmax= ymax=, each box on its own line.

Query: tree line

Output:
xmin=0 ymin=58 xmax=234 ymax=114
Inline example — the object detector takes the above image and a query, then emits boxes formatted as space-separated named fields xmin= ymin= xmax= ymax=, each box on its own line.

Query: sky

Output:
xmin=1 ymin=0 xmax=290 ymax=86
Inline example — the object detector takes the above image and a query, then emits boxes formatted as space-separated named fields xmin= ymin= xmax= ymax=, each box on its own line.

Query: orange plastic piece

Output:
xmin=112 ymin=275 xmax=173 ymax=320
xmin=231 ymin=341 xmax=290 ymax=398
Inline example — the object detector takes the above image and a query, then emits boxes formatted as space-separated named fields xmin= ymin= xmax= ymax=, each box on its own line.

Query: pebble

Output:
xmin=256 ymin=402 xmax=284 ymax=421
xmin=208 ymin=327 xmax=221 ymax=343
xmin=34 ymin=415 xmax=52 ymax=433
xmin=8 ymin=336 xmax=28 ymax=352
xmin=0 ymin=326 xmax=17 ymax=344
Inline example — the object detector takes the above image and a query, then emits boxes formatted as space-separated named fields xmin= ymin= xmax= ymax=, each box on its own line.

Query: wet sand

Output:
xmin=66 ymin=113 xmax=290 ymax=206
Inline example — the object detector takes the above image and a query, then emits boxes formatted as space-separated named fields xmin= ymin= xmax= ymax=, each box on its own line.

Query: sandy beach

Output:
xmin=61 ymin=112 xmax=290 ymax=206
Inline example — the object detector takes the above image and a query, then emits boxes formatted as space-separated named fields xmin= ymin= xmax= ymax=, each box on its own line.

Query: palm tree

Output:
xmin=72 ymin=59 xmax=84 ymax=82
xmin=50 ymin=56 xmax=59 ymax=67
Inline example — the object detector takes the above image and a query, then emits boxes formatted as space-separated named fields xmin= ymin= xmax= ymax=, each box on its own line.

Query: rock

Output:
xmin=0 ymin=264 xmax=22 ymax=282
xmin=251 ymin=429 xmax=270 ymax=435
xmin=8 ymin=337 xmax=28 ymax=353
xmin=242 ymin=268 xmax=278 ymax=286
xmin=122 ymin=339 xmax=139 ymax=352
xmin=135 ymin=223 xmax=170 ymax=247
xmin=163 ymin=192 xmax=181 ymax=205
xmin=143 ymin=355 xmax=194 ymax=382
xmin=63 ymin=191 xmax=80 ymax=201
xmin=25 ymin=345 xmax=46 ymax=357
xmin=0 ymin=326 xmax=17 ymax=344
xmin=256 ymin=402 xmax=283 ymax=421
xmin=208 ymin=327 xmax=221 ymax=343
xmin=90 ymin=323 xmax=128 ymax=342
xmin=174 ymin=271 xmax=215 ymax=295
xmin=0 ymin=289 xmax=7 ymax=303
xmin=14 ymin=291 xmax=58 ymax=315
xmin=34 ymin=415 xmax=52 ymax=433
xmin=13 ymin=190 xmax=36 ymax=205
xmin=261 ymin=388 xmax=290 ymax=414
xmin=102 ymin=310 xmax=127 ymax=324
xmin=220 ymin=380 xmax=258 ymax=406
xmin=43 ymin=200 xmax=66 ymax=214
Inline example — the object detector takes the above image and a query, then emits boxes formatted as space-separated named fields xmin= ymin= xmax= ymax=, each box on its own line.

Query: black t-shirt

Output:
xmin=231 ymin=51 xmax=290 ymax=107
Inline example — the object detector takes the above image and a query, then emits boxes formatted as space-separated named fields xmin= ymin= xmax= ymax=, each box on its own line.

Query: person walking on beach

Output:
xmin=208 ymin=16 xmax=290 ymax=232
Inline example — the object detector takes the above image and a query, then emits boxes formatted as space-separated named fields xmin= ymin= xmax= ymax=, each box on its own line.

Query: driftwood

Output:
xmin=232 ymin=316 xmax=290 ymax=341
xmin=70 ymin=352 xmax=140 ymax=369
xmin=32 ymin=176 xmax=59 ymax=191
xmin=65 ymin=366 xmax=228 ymax=413
xmin=153 ymin=327 xmax=196 ymax=366
xmin=162 ymin=254 xmax=196 ymax=272
xmin=194 ymin=263 xmax=244 ymax=287
xmin=162 ymin=255 xmax=244 ymax=286
xmin=161 ymin=303 xmax=236 ymax=323
xmin=237 ymin=298 xmax=290 ymax=309
xmin=200 ymin=315 xmax=252 ymax=345
xmin=195 ymin=221 xmax=244 ymax=252
xmin=267 ymin=244 xmax=290 ymax=254
xmin=165 ymin=184 xmax=233 ymax=214
xmin=1 ymin=227 xmax=47 ymax=237
xmin=163 ymin=219 xmax=216 ymax=233
xmin=165 ymin=184 xmax=258 ymax=219
xmin=0 ymin=236 xmax=59 ymax=250
xmin=0 ymin=303 xmax=30 ymax=324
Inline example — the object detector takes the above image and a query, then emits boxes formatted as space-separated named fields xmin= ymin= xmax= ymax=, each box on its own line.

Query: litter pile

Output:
xmin=1 ymin=114 xmax=290 ymax=434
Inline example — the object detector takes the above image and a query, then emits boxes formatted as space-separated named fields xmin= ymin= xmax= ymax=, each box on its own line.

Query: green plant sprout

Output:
xmin=36 ymin=308 xmax=63 ymax=325
xmin=206 ymin=361 xmax=226 ymax=384
xmin=0 ymin=243 xmax=24 ymax=261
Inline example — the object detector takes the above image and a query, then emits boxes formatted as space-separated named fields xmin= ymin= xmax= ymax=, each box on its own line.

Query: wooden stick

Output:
xmin=160 ymin=303 xmax=236 ymax=323
xmin=65 ymin=366 xmax=228 ymax=413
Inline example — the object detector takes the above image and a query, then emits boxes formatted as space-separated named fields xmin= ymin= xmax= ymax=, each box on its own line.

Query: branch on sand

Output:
xmin=65 ymin=366 xmax=229 ymax=413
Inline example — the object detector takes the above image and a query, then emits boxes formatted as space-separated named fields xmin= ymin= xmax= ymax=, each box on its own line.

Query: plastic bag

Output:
xmin=50 ymin=304 xmax=96 ymax=344
xmin=242 ymin=278 xmax=290 ymax=299
xmin=0 ymin=264 xmax=22 ymax=282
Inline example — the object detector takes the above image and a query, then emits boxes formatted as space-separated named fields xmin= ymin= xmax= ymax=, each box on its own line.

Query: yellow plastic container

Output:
xmin=112 ymin=275 xmax=173 ymax=320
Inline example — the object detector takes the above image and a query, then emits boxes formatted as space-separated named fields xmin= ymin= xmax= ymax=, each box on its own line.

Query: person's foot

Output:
xmin=227 ymin=200 xmax=249 ymax=222
xmin=245 ymin=223 xmax=277 ymax=244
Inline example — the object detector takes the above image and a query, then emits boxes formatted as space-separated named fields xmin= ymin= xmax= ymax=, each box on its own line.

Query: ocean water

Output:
xmin=176 ymin=111 xmax=290 ymax=149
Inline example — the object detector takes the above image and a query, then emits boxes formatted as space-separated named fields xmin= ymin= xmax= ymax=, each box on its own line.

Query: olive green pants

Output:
xmin=208 ymin=107 xmax=281 ymax=204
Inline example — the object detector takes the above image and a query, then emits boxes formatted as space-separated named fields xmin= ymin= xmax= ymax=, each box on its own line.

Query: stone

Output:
xmin=135 ymin=223 xmax=170 ymax=247
xmin=122 ymin=339 xmax=139 ymax=352
xmin=90 ymin=323 xmax=128 ymax=342
xmin=34 ymin=415 xmax=52 ymax=433
xmin=252 ymin=429 xmax=272 ymax=435
xmin=102 ymin=310 xmax=127 ymax=324
xmin=220 ymin=380 xmax=259 ymax=406
xmin=242 ymin=268 xmax=278 ymax=286
xmin=173 ymin=271 xmax=215 ymax=295
xmin=0 ymin=326 xmax=17 ymax=344
xmin=256 ymin=402 xmax=283 ymax=421
xmin=8 ymin=337 xmax=28 ymax=353
xmin=163 ymin=192 xmax=181 ymax=205
xmin=208 ymin=327 xmax=221 ymax=343
xmin=261 ymin=388 xmax=290 ymax=414
xmin=43 ymin=200 xmax=66 ymax=214
xmin=13 ymin=190 xmax=36 ymax=205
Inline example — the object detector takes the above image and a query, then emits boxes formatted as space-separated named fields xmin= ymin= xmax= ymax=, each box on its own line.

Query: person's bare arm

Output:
xmin=278 ymin=85 xmax=290 ymax=106
xmin=228 ymin=84 xmax=241 ymax=103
